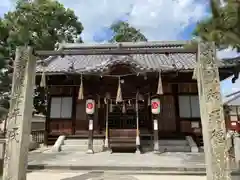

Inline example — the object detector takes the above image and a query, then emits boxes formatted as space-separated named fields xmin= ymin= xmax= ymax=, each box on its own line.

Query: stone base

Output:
xmin=103 ymin=146 xmax=110 ymax=152
xmin=86 ymin=149 xmax=94 ymax=154
xmin=153 ymin=143 xmax=159 ymax=153
xmin=135 ymin=145 xmax=141 ymax=154
xmin=103 ymin=138 xmax=109 ymax=151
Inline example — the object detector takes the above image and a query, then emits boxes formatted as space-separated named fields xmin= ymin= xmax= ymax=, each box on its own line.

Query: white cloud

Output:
xmin=3 ymin=0 xmax=239 ymax=60
xmin=58 ymin=0 xmax=208 ymax=42
xmin=0 ymin=0 xmax=14 ymax=14
xmin=217 ymin=48 xmax=239 ymax=59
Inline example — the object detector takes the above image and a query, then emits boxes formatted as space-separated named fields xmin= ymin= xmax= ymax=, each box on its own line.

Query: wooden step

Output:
xmin=109 ymin=138 xmax=135 ymax=143
xmin=110 ymin=143 xmax=136 ymax=148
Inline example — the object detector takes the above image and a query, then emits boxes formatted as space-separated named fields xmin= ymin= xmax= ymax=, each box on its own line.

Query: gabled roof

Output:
xmin=36 ymin=41 xmax=233 ymax=74
xmin=224 ymin=91 xmax=240 ymax=106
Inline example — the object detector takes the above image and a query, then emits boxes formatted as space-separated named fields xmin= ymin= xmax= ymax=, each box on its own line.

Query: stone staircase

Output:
xmin=142 ymin=139 xmax=191 ymax=152
xmin=158 ymin=139 xmax=191 ymax=152
xmin=61 ymin=139 xmax=104 ymax=153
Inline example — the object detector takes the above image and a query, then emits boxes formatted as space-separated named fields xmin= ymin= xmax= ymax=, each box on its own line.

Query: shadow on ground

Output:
xmin=60 ymin=171 xmax=139 ymax=180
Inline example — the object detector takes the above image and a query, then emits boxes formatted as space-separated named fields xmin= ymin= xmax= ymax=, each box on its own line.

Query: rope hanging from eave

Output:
xmin=192 ymin=61 xmax=199 ymax=80
xmin=122 ymin=101 xmax=126 ymax=114
xmin=156 ymin=71 xmax=163 ymax=95
xmin=109 ymin=99 xmax=113 ymax=112
xmin=78 ymin=74 xmax=84 ymax=100
xmin=116 ymin=77 xmax=123 ymax=103
xmin=40 ymin=65 xmax=47 ymax=88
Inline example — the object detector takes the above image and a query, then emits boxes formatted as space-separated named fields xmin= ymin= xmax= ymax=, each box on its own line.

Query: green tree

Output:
xmin=191 ymin=0 xmax=240 ymax=83
xmin=109 ymin=21 xmax=147 ymax=42
xmin=193 ymin=0 xmax=240 ymax=52
xmin=0 ymin=0 xmax=84 ymax=114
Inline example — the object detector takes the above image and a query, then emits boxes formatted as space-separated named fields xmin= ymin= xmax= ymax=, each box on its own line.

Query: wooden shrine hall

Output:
xmin=35 ymin=41 xmax=236 ymax=153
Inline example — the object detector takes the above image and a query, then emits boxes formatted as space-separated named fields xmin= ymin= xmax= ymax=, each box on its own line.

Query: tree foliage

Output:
xmin=109 ymin=21 xmax=147 ymax=42
xmin=0 ymin=0 xmax=83 ymax=114
xmin=193 ymin=0 xmax=240 ymax=52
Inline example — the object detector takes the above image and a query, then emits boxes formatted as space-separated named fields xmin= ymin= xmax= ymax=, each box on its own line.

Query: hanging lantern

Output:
xmin=40 ymin=64 xmax=46 ymax=88
xmin=109 ymin=99 xmax=113 ymax=112
xmin=116 ymin=77 xmax=123 ymax=103
xmin=156 ymin=71 xmax=163 ymax=95
xmin=78 ymin=74 xmax=84 ymax=100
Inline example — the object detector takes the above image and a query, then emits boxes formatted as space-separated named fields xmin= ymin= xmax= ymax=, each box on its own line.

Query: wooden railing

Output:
xmin=31 ymin=129 xmax=45 ymax=144
xmin=0 ymin=130 xmax=45 ymax=143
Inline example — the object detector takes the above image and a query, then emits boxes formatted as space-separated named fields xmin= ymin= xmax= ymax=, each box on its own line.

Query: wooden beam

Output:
xmin=35 ymin=48 xmax=197 ymax=57
xmin=61 ymin=40 xmax=190 ymax=49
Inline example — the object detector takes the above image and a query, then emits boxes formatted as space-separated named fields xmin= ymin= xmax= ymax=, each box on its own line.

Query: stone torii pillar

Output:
xmin=194 ymin=42 xmax=231 ymax=180
xmin=3 ymin=46 xmax=36 ymax=180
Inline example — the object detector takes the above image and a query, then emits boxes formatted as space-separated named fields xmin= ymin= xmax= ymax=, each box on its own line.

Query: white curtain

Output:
xmin=178 ymin=95 xmax=200 ymax=118
xmin=190 ymin=96 xmax=200 ymax=118
xmin=179 ymin=96 xmax=191 ymax=118
xmin=50 ymin=97 xmax=72 ymax=118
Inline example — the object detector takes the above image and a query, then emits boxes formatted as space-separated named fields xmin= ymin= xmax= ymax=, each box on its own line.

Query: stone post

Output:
xmin=3 ymin=46 xmax=36 ymax=180
xmin=233 ymin=134 xmax=240 ymax=168
xmin=153 ymin=117 xmax=159 ymax=153
xmin=87 ymin=114 xmax=94 ymax=154
xmin=195 ymin=42 xmax=231 ymax=180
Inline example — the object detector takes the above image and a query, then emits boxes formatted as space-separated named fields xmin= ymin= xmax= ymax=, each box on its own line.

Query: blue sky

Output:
xmin=0 ymin=0 xmax=239 ymax=97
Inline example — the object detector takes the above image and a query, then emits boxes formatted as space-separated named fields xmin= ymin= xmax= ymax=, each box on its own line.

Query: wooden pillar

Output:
xmin=135 ymin=93 xmax=141 ymax=153
xmin=195 ymin=42 xmax=231 ymax=180
xmin=71 ymin=86 xmax=77 ymax=135
xmin=104 ymin=100 xmax=109 ymax=149
xmin=44 ymin=88 xmax=50 ymax=146
xmin=3 ymin=46 xmax=36 ymax=180
xmin=172 ymin=84 xmax=180 ymax=133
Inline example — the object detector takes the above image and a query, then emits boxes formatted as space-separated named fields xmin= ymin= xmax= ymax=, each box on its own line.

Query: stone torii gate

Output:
xmin=2 ymin=42 xmax=231 ymax=180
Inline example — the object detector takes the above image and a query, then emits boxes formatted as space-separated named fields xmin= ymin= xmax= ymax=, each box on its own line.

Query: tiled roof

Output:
xmin=36 ymin=41 xmax=231 ymax=74
xmin=224 ymin=92 xmax=240 ymax=106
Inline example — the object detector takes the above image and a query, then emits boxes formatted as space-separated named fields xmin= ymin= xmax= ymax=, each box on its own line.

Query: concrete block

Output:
xmin=29 ymin=141 xmax=39 ymax=151
xmin=186 ymin=136 xmax=199 ymax=153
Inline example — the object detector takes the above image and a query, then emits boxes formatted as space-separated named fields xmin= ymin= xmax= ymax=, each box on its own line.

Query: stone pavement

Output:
xmin=27 ymin=170 xmax=240 ymax=180
xmin=27 ymin=150 xmax=238 ymax=173
xmin=28 ymin=151 xmax=205 ymax=171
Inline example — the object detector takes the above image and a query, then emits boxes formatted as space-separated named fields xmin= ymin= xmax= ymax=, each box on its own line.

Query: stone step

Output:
xmin=158 ymin=145 xmax=191 ymax=152
xmin=159 ymin=140 xmax=188 ymax=146
xmin=64 ymin=139 xmax=104 ymax=146
xmin=61 ymin=144 xmax=103 ymax=152
xmin=61 ymin=144 xmax=87 ymax=151
xmin=141 ymin=140 xmax=188 ymax=146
